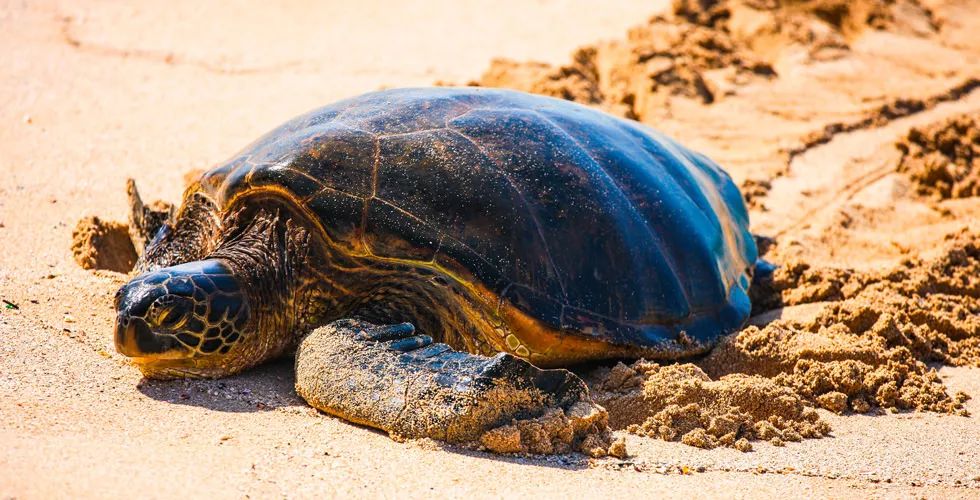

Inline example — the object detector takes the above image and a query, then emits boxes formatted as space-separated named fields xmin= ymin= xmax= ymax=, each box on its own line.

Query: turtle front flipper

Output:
xmin=294 ymin=320 xmax=625 ymax=457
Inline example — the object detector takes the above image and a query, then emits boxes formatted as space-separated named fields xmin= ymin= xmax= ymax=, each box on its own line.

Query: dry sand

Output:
xmin=897 ymin=112 xmax=980 ymax=198
xmin=3 ymin=0 xmax=980 ymax=497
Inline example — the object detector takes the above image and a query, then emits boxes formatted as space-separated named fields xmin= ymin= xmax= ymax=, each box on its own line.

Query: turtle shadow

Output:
xmin=316 ymin=414 xmax=596 ymax=469
xmin=136 ymin=357 xmax=306 ymax=413
xmin=431 ymin=442 xmax=598 ymax=470
xmin=136 ymin=358 xmax=601 ymax=468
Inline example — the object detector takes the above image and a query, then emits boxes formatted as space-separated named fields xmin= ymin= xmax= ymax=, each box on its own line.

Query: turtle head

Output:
xmin=114 ymin=259 xmax=254 ymax=378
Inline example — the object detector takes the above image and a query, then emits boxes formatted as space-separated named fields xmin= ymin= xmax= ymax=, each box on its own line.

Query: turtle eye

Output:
xmin=150 ymin=296 xmax=191 ymax=330
xmin=157 ymin=307 xmax=187 ymax=329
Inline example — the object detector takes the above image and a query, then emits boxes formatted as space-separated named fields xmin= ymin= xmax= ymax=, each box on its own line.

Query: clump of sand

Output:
xmin=71 ymin=216 xmax=137 ymax=273
xmin=755 ymin=230 xmax=980 ymax=366
xmin=897 ymin=112 xmax=980 ymax=199
xmin=590 ymin=362 xmax=829 ymax=450
xmin=480 ymin=403 xmax=627 ymax=458
xmin=741 ymin=178 xmax=773 ymax=210
xmin=587 ymin=230 xmax=977 ymax=450
xmin=465 ymin=0 xmax=933 ymax=116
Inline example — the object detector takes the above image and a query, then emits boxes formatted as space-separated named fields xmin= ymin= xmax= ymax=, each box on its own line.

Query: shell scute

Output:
xmin=539 ymin=107 xmax=734 ymax=315
xmin=375 ymin=129 xmax=552 ymax=296
xmin=288 ymin=124 xmax=376 ymax=198
xmin=363 ymin=199 xmax=440 ymax=262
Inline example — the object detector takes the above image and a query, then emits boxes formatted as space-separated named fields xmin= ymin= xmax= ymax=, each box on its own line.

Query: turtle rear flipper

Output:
xmin=126 ymin=179 xmax=174 ymax=255
xmin=294 ymin=320 xmax=623 ymax=457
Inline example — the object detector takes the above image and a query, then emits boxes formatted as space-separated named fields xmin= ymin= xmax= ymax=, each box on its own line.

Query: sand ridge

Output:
xmin=897 ymin=112 xmax=980 ymax=199
xmin=463 ymin=0 xmax=936 ymax=117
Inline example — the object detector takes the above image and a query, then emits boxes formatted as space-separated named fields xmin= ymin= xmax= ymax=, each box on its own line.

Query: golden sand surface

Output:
xmin=3 ymin=0 xmax=980 ymax=497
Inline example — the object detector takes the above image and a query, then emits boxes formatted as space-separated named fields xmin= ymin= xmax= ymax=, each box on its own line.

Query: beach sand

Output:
xmin=2 ymin=0 xmax=979 ymax=497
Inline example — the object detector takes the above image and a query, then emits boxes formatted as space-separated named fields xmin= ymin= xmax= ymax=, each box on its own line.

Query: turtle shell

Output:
xmin=196 ymin=88 xmax=757 ymax=352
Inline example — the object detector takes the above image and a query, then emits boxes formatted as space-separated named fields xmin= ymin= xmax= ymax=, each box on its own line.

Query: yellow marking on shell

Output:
xmin=492 ymin=289 xmax=645 ymax=367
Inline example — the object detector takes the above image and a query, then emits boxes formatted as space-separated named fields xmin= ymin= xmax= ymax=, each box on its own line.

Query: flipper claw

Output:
xmin=357 ymin=322 xmax=416 ymax=341
xmin=386 ymin=334 xmax=433 ymax=352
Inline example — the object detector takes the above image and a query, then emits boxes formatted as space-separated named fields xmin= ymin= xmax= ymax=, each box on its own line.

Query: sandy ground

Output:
xmin=2 ymin=0 xmax=980 ymax=498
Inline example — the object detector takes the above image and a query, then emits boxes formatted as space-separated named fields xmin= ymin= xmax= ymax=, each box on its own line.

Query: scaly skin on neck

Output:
xmin=124 ymin=201 xmax=327 ymax=378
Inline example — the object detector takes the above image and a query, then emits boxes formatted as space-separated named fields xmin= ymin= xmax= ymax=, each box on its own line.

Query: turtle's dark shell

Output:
xmin=197 ymin=88 xmax=757 ymax=353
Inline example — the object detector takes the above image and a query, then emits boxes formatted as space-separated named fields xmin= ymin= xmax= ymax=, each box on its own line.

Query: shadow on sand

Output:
xmin=136 ymin=356 xmax=596 ymax=469
xmin=137 ymin=357 xmax=304 ymax=413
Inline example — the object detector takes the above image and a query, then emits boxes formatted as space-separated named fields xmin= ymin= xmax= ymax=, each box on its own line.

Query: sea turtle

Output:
xmin=114 ymin=87 xmax=758 ymax=453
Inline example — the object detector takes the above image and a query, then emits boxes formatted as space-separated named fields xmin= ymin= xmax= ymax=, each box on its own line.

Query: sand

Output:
xmin=70 ymin=216 xmax=136 ymax=273
xmin=5 ymin=0 xmax=980 ymax=497
xmin=464 ymin=0 xmax=937 ymax=114
xmin=897 ymin=113 xmax=980 ymax=198
xmin=590 ymin=362 xmax=830 ymax=451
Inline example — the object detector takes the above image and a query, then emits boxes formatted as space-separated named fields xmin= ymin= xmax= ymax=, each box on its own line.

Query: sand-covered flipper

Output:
xmin=294 ymin=320 xmax=625 ymax=457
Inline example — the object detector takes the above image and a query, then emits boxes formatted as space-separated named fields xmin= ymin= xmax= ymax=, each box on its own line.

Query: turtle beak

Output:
xmin=114 ymin=314 xmax=187 ymax=359
xmin=114 ymin=317 xmax=143 ymax=357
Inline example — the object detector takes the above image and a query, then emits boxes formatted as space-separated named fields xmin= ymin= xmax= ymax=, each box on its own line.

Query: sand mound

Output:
xmin=753 ymin=229 xmax=980 ymax=359
xmin=470 ymin=0 xmax=776 ymax=113
xmin=590 ymin=362 xmax=830 ymax=450
xmin=587 ymin=230 xmax=977 ymax=450
xmin=71 ymin=216 xmax=137 ymax=273
xmin=465 ymin=0 xmax=933 ymax=116
xmin=703 ymin=310 xmax=970 ymax=415
xmin=897 ymin=112 xmax=980 ymax=199
xmin=754 ymin=230 xmax=980 ymax=365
